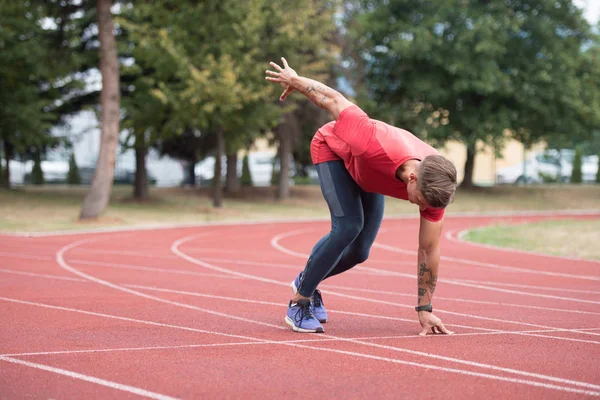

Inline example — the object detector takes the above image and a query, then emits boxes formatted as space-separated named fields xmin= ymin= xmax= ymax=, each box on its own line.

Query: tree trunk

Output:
xmin=461 ymin=141 xmax=476 ymax=188
xmin=225 ymin=152 xmax=239 ymax=194
xmin=213 ymin=126 xmax=224 ymax=208
xmin=2 ymin=139 xmax=11 ymax=189
xmin=80 ymin=0 xmax=120 ymax=219
xmin=133 ymin=139 xmax=148 ymax=200
xmin=277 ymin=129 xmax=292 ymax=200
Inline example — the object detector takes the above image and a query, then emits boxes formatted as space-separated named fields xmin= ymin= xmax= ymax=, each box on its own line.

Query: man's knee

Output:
xmin=332 ymin=216 xmax=364 ymax=244
xmin=349 ymin=247 xmax=370 ymax=265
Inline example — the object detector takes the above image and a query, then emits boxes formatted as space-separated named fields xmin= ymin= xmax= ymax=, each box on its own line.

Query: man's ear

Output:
xmin=408 ymin=172 xmax=418 ymax=184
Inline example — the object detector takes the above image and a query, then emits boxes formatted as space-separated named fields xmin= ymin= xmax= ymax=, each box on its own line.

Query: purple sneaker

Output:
xmin=312 ymin=289 xmax=328 ymax=323
xmin=285 ymin=299 xmax=324 ymax=333
xmin=290 ymin=272 xmax=328 ymax=324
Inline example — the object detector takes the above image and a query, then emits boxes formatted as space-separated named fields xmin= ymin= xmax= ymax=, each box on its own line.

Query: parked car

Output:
xmin=496 ymin=149 xmax=599 ymax=184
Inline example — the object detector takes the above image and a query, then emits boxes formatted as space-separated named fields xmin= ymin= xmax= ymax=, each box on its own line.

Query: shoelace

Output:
xmin=294 ymin=302 xmax=314 ymax=323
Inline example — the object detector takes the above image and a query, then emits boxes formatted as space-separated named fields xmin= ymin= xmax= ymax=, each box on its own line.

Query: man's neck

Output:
xmin=396 ymin=159 xmax=420 ymax=183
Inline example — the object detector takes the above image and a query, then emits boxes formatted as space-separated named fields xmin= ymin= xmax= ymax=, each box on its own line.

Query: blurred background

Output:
xmin=0 ymin=0 xmax=599 ymax=224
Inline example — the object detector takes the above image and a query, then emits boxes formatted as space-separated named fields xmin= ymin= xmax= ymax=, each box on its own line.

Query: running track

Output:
xmin=1 ymin=211 xmax=599 ymax=399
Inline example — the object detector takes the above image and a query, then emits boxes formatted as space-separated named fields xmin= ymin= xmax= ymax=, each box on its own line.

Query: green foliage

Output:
xmin=67 ymin=153 xmax=81 ymax=185
xmin=240 ymin=154 xmax=253 ymax=186
xmin=571 ymin=147 xmax=583 ymax=183
xmin=346 ymin=0 xmax=597 ymax=184
xmin=30 ymin=153 xmax=44 ymax=185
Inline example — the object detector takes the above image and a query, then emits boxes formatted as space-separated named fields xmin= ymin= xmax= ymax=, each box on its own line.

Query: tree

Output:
xmin=571 ymin=147 xmax=583 ymax=183
xmin=346 ymin=0 xmax=594 ymax=187
xmin=67 ymin=153 xmax=81 ymax=185
xmin=80 ymin=0 xmax=121 ymax=219
xmin=240 ymin=153 xmax=253 ymax=186
xmin=30 ymin=151 xmax=45 ymax=185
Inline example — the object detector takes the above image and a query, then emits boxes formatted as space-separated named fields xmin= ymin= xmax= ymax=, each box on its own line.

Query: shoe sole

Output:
xmin=284 ymin=316 xmax=324 ymax=333
xmin=291 ymin=279 xmax=328 ymax=323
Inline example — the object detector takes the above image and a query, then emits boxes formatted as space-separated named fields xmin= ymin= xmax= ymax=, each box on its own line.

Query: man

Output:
xmin=266 ymin=58 xmax=456 ymax=336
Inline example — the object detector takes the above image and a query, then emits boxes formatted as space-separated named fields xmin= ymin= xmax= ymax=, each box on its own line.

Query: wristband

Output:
xmin=415 ymin=304 xmax=433 ymax=312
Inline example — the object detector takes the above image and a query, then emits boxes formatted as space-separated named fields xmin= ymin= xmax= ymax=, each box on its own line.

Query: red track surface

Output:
xmin=1 ymin=212 xmax=599 ymax=399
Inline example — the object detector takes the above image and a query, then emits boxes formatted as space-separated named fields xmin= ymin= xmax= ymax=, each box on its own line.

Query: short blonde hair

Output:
xmin=418 ymin=155 xmax=457 ymax=209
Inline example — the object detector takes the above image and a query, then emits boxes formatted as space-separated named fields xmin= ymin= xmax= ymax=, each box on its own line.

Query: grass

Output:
xmin=463 ymin=219 xmax=600 ymax=260
xmin=0 ymin=184 xmax=599 ymax=233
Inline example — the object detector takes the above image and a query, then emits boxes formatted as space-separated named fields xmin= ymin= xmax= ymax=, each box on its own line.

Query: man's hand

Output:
xmin=265 ymin=57 xmax=298 ymax=101
xmin=418 ymin=311 xmax=453 ymax=336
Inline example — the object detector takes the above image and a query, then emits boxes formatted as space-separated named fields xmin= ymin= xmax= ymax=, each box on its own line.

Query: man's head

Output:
xmin=406 ymin=155 xmax=457 ymax=210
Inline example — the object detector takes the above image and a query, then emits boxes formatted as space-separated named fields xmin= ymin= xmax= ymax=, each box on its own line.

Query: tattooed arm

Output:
xmin=416 ymin=216 xmax=453 ymax=336
xmin=265 ymin=57 xmax=354 ymax=119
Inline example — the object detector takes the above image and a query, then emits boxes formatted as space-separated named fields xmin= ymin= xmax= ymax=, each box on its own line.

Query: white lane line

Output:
xmin=0 ymin=268 xmax=86 ymax=282
xmin=447 ymin=228 xmax=600 ymax=264
xmin=455 ymin=279 xmax=600 ymax=295
xmin=2 ymin=260 xmax=597 ymax=320
xmin=319 ymin=283 xmax=600 ymax=316
xmin=176 ymin=234 xmax=600 ymax=337
xmin=70 ymin=259 xmax=245 ymax=280
xmin=171 ymin=235 xmax=600 ymax=392
xmin=270 ymin=232 xmax=600 ymax=305
xmin=0 ymin=356 xmax=178 ymax=400
xmin=0 ymin=267 xmax=594 ymax=336
xmin=6 ymin=326 xmax=600 ymax=358
xmin=56 ymin=239 xmax=285 ymax=331
xmin=374 ymin=242 xmax=600 ymax=281
xmin=1 ymin=296 xmax=598 ymax=396
xmin=128 ymin=284 xmax=600 ymax=344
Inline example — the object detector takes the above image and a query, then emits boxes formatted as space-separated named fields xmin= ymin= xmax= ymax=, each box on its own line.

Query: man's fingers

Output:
xmin=437 ymin=323 xmax=454 ymax=335
xmin=265 ymin=70 xmax=279 ymax=77
xmin=265 ymin=77 xmax=281 ymax=83
xmin=269 ymin=61 xmax=283 ymax=71
xmin=419 ymin=326 xmax=429 ymax=336
xmin=281 ymin=57 xmax=289 ymax=68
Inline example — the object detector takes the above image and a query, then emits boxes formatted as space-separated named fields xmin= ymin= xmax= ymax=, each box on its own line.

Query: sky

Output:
xmin=575 ymin=0 xmax=600 ymax=24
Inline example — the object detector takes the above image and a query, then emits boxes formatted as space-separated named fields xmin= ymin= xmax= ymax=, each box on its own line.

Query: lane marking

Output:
xmin=56 ymin=238 xmax=285 ymax=331
xmin=1 ymin=296 xmax=598 ymax=396
xmin=0 ymin=356 xmax=178 ymax=400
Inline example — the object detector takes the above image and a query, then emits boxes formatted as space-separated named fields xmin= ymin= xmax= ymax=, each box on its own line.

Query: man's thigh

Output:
xmin=316 ymin=160 xmax=364 ymax=218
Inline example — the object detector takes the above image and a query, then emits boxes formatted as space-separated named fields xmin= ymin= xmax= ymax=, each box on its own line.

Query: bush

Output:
xmin=67 ymin=153 xmax=81 ymax=185
xmin=240 ymin=154 xmax=253 ymax=186
xmin=571 ymin=147 xmax=583 ymax=184
xmin=30 ymin=153 xmax=44 ymax=185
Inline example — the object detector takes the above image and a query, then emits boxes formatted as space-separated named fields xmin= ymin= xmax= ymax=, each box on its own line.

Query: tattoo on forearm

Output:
xmin=303 ymin=81 xmax=331 ymax=108
xmin=426 ymin=275 xmax=438 ymax=294
xmin=418 ymin=262 xmax=431 ymax=277
xmin=417 ymin=262 xmax=437 ymax=303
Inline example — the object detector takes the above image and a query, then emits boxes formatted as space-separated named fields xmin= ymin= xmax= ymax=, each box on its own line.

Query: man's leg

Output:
xmin=323 ymin=190 xmax=385 ymax=279
xmin=295 ymin=160 xmax=366 ymax=298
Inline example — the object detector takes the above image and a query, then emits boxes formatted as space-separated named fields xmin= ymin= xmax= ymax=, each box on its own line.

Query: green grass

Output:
xmin=463 ymin=219 xmax=600 ymax=260
xmin=1 ymin=184 xmax=599 ymax=233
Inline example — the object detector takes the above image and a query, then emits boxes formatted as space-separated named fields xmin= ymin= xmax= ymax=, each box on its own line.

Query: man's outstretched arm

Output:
xmin=416 ymin=216 xmax=453 ymax=336
xmin=266 ymin=57 xmax=354 ymax=120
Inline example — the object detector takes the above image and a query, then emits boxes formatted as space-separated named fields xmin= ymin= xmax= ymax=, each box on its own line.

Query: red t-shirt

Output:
xmin=310 ymin=105 xmax=445 ymax=222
